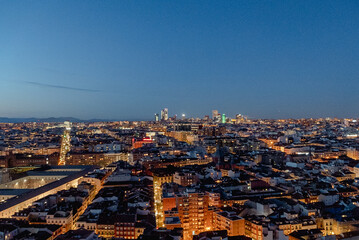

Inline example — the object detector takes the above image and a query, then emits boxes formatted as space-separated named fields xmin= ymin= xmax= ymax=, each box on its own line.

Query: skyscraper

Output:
xmin=235 ymin=114 xmax=244 ymax=124
xmin=155 ymin=113 xmax=159 ymax=122
xmin=212 ymin=110 xmax=218 ymax=120
xmin=181 ymin=114 xmax=186 ymax=120
xmin=221 ymin=114 xmax=226 ymax=124
xmin=161 ymin=108 xmax=169 ymax=121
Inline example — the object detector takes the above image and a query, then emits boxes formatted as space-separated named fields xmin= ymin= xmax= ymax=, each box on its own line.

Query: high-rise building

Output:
xmin=221 ymin=114 xmax=226 ymax=124
xmin=161 ymin=108 xmax=169 ymax=121
xmin=212 ymin=110 xmax=218 ymax=120
xmin=235 ymin=114 xmax=244 ymax=124
xmin=155 ymin=113 xmax=159 ymax=122
xmin=176 ymin=189 xmax=209 ymax=240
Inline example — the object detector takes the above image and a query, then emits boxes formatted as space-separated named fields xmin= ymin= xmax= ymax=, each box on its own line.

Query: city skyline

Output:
xmin=2 ymin=1 xmax=359 ymax=239
xmin=1 ymin=110 xmax=359 ymax=123
xmin=1 ymin=1 xmax=359 ymax=119
xmin=1 ymin=115 xmax=359 ymax=239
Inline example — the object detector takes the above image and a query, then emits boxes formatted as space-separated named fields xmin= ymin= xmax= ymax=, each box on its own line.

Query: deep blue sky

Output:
xmin=1 ymin=1 xmax=359 ymax=120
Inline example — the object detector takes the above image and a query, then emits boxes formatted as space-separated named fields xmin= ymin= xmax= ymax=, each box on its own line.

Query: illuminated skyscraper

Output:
xmin=212 ymin=110 xmax=218 ymax=120
xmin=155 ymin=113 xmax=159 ymax=122
xmin=161 ymin=108 xmax=169 ymax=121
xmin=235 ymin=114 xmax=244 ymax=124
xmin=221 ymin=114 xmax=226 ymax=124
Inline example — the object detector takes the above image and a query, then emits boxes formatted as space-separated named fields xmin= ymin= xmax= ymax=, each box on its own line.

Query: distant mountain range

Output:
xmin=0 ymin=117 xmax=115 ymax=123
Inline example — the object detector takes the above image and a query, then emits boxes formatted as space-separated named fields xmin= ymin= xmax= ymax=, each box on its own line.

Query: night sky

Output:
xmin=1 ymin=1 xmax=358 ymax=120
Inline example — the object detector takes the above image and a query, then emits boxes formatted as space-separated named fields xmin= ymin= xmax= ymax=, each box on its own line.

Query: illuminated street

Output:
xmin=58 ymin=122 xmax=71 ymax=165
xmin=154 ymin=178 xmax=164 ymax=228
